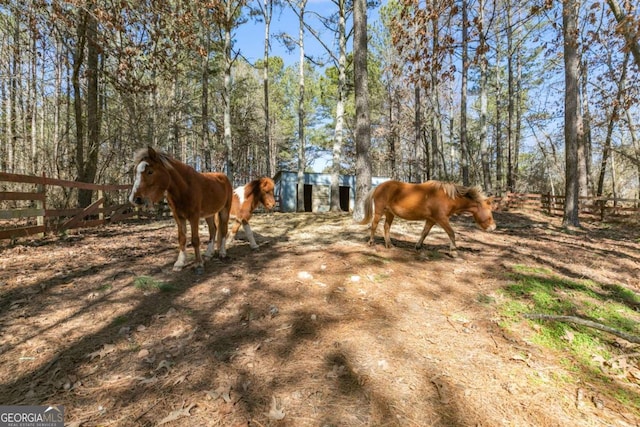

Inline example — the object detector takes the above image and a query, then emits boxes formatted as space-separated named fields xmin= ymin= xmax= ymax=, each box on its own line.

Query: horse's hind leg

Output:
xmin=227 ymin=220 xmax=242 ymax=246
xmin=204 ymin=216 xmax=217 ymax=259
xmin=189 ymin=217 xmax=204 ymax=273
xmin=383 ymin=213 xmax=395 ymax=248
xmin=173 ymin=218 xmax=188 ymax=271
xmin=416 ymin=220 xmax=435 ymax=250
xmin=216 ymin=208 xmax=230 ymax=258
xmin=369 ymin=212 xmax=382 ymax=246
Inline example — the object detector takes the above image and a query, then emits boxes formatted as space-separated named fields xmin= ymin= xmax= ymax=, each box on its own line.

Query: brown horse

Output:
xmin=360 ymin=180 xmax=496 ymax=255
xmin=129 ymin=147 xmax=232 ymax=273
xmin=225 ymin=177 xmax=276 ymax=249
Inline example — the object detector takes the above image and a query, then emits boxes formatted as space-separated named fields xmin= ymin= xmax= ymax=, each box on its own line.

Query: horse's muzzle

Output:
xmin=130 ymin=196 xmax=144 ymax=206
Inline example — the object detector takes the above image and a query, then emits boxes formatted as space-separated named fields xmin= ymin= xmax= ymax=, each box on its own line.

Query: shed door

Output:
xmin=339 ymin=186 xmax=350 ymax=211
xmin=304 ymin=184 xmax=313 ymax=212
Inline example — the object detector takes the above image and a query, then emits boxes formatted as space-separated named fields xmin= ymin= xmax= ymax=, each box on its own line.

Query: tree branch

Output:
xmin=605 ymin=0 xmax=640 ymax=68
xmin=524 ymin=313 xmax=640 ymax=344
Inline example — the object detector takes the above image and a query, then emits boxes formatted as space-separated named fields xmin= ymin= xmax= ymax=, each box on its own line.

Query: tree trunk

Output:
xmin=330 ymin=0 xmax=347 ymax=211
xmin=223 ymin=0 xmax=234 ymax=185
xmin=460 ymin=0 xmax=469 ymax=186
xmin=430 ymin=5 xmax=445 ymax=180
xmin=352 ymin=0 xmax=371 ymax=222
xmin=495 ymin=34 xmax=504 ymax=194
xmin=202 ymin=13 xmax=211 ymax=172
xmin=72 ymin=10 xmax=87 ymax=201
xmin=296 ymin=0 xmax=307 ymax=212
xmin=263 ymin=0 xmax=274 ymax=177
xmin=580 ymin=59 xmax=591 ymax=196
xmin=562 ymin=0 xmax=582 ymax=228
xmin=29 ymin=25 xmax=37 ymax=174
xmin=413 ymin=84 xmax=421 ymax=182
xmin=506 ymin=1 xmax=515 ymax=192
xmin=78 ymin=8 xmax=100 ymax=208
xmin=597 ymin=52 xmax=629 ymax=197
xmin=478 ymin=0 xmax=491 ymax=192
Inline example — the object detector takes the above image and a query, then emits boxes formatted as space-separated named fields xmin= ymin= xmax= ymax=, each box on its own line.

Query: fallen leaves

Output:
xmin=86 ymin=344 xmax=116 ymax=360
xmin=157 ymin=402 xmax=195 ymax=425
xmin=267 ymin=395 xmax=285 ymax=420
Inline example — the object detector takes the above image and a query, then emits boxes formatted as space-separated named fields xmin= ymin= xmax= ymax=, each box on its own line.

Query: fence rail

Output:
xmin=0 ymin=172 xmax=142 ymax=241
xmin=496 ymin=192 xmax=639 ymax=221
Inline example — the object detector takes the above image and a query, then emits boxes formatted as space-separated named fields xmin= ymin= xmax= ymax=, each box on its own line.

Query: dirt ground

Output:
xmin=0 ymin=210 xmax=639 ymax=426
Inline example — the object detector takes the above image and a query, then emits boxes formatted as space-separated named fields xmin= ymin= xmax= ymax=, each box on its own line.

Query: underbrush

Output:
xmin=497 ymin=264 xmax=640 ymax=413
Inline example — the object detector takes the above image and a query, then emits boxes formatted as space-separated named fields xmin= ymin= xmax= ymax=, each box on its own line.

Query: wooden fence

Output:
xmin=1 ymin=171 xmax=639 ymax=242
xmin=0 ymin=172 xmax=141 ymax=241
xmin=496 ymin=192 xmax=640 ymax=221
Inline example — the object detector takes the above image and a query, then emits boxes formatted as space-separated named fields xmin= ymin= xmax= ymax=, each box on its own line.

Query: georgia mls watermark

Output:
xmin=0 ymin=405 xmax=64 ymax=427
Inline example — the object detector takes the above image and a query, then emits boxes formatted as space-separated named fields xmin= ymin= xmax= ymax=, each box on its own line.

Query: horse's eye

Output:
xmin=147 ymin=169 xmax=153 ymax=175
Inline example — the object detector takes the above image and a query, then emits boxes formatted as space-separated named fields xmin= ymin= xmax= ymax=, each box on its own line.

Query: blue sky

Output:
xmin=235 ymin=1 xmax=381 ymax=68
xmin=234 ymin=1 xmax=381 ymax=171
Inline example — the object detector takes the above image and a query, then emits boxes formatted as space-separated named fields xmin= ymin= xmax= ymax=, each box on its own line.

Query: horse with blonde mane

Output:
xmin=129 ymin=147 xmax=232 ymax=273
xmin=360 ymin=180 xmax=496 ymax=255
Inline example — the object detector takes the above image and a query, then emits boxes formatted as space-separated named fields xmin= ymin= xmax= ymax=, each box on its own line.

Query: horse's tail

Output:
xmin=358 ymin=188 xmax=376 ymax=225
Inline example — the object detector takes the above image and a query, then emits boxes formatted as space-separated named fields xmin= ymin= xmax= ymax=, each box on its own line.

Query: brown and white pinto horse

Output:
xmin=225 ymin=177 xmax=276 ymax=249
xmin=360 ymin=180 xmax=496 ymax=255
xmin=129 ymin=147 xmax=233 ymax=273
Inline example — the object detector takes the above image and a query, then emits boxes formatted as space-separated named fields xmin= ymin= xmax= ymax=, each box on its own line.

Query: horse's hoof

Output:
xmin=172 ymin=265 xmax=183 ymax=272
xmin=194 ymin=265 xmax=205 ymax=275
xmin=449 ymin=250 xmax=458 ymax=258
xmin=250 ymin=244 xmax=259 ymax=250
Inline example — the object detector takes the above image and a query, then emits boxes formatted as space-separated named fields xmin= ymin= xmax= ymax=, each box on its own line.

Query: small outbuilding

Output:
xmin=274 ymin=171 xmax=390 ymax=213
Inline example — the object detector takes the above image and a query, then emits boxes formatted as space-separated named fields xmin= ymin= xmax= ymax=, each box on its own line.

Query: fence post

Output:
xmin=37 ymin=173 xmax=46 ymax=237
xmin=98 ymin=189 xmax=104 ymax=222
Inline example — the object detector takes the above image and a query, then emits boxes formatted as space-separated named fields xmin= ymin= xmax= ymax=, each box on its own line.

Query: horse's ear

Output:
xmin=260 ymin=177 xmax=274 ymax=191
xmin=147 ymin=146 xmax=158 ymax=161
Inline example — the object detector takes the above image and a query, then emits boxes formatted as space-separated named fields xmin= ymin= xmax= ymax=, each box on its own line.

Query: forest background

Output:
xmin=0 ymin=0 xmax=639 ymax=217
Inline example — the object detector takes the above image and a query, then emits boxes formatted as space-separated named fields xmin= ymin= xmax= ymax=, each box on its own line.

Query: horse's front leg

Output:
xmin=416 ymin=220 xmax=435 ymax=250
xmin=216 ymin=208 xmax=230 ymax=259
xmin=173 ymin=217 xmax=188 ymax=271
xmin=242 ymin=221 xmax=259 ymax=249
xmin=189 ymin=217 xmax=203 ymax=273
xmin=204 ymin=216 xmax=217 ymax=259
xmin=438 ymin=218 xmax=458 ymax=257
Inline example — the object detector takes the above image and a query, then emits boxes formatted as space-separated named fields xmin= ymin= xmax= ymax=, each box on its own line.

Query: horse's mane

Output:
xmin=245 ymin=177 xmax=273 ymax=198
xmin=133 ymin=147 xmax=175 ymax=170
xmin=244 ymin=178 xmax=262 ymax=198
xmin=433 ymin=181 xmax=486 ymax=203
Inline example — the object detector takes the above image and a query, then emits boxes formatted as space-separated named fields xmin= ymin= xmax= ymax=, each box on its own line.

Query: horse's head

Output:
xmin=259 ymin=177 xmax=276 ymax=210
xmin=129 ymin=146 xmax=171 ymax=206
xmin=473 ymin=196 xmax=496 ymax=232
